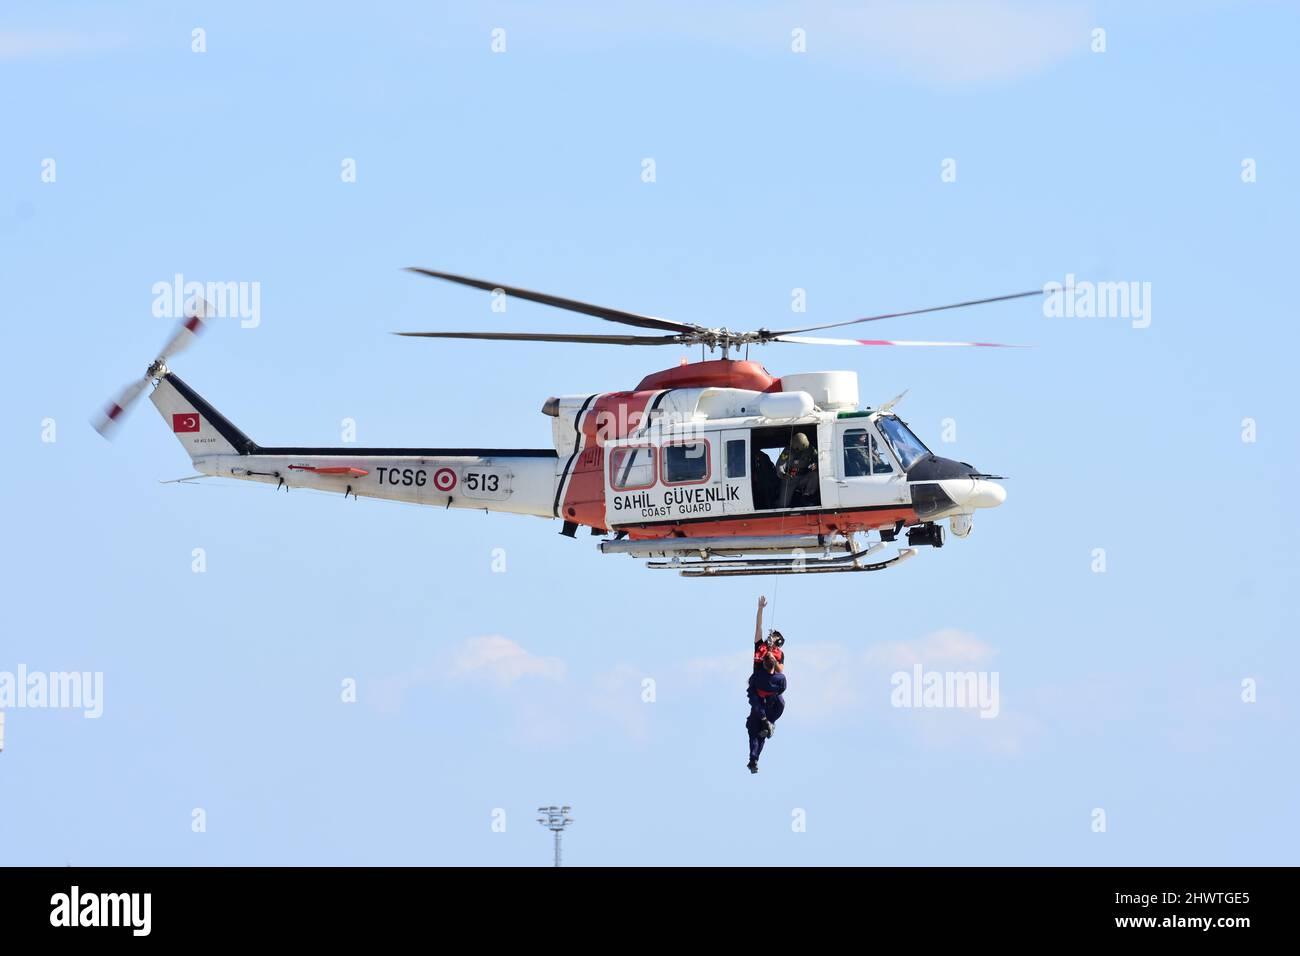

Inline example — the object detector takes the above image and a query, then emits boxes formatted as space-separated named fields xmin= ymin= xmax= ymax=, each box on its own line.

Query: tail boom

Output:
xmin=151 ymin=373 xmax=558 ymax=516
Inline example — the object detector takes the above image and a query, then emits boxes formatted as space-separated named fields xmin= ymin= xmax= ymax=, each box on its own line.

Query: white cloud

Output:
xmin=865 ymin=628 xmax=997 ymax=669
xmin=772 ymin=641 xmax=862 ymax=722
xmin=682 ymin=651 xmax=751 ymax=685
xmin=0 ymin=30 xmax=126 ymax=60
xmin=767 ymin=631 xmax=996 ymax=722
xmin=900 ymin=699 xmax=1043 ymax=755
xmin=369 ymin=630 xmax=1033 ymax=753
xmin=678 ymin=629 xmax=1040 ymax=752
xmin=822 ymin=0 xmax=1092 ymax=88
xmin=368 ymin=635 xmax=565 ymax=714
xmin=589 ymin=664 xmax=652 ymax=741
xmin=367 ymin=676 xmax=409 ymax=717
xmin=681 ymin=629 xmax=997 ymax=718
xmin=483 ymin=0 xmax=1089 ymax=89
xmin=447 ymin=635 xmax=566 ymax=687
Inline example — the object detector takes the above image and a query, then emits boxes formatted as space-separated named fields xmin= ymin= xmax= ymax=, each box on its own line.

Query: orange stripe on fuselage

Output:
xmin=559 ymin=390 xmax=661 ymax=532
xmin=620 ymin=507 xmax=917 ymax=540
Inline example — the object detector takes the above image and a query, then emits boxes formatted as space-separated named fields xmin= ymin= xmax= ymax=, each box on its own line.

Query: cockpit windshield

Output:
xmin=876 ymin=415 xmax=930 ymax=471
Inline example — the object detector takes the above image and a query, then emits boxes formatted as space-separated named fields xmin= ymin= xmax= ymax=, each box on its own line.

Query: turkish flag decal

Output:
xmin=173 ymin=413 xmax=201 ymax=433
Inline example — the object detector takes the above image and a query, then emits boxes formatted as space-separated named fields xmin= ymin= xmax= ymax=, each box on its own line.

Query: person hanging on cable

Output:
xmin=747 ymin=595 xmax=787 ymax=774
xmin=752 ymin=594 xmax=785 ymax=673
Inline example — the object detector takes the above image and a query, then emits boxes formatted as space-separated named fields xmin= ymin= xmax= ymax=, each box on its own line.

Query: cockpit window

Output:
xmin=843 ymin=428 xmax=893 ymax=476
xmin=876 ymin=415 xmax=930 ymax=471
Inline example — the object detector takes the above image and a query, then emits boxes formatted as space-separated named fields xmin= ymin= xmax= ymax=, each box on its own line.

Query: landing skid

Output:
xmin=609 ymin=531 xmax=919 ymax=577
xmin=655 ymin=546 xmax=917 ymax=577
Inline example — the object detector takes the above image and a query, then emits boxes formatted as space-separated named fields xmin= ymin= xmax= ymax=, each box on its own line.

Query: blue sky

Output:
xmin=1 ymin=1 xmax=1296 ymax=865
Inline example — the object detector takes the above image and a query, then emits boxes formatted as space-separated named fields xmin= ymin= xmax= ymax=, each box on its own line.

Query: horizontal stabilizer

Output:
xmin=287 ymin=465 xmax=370 ymax=477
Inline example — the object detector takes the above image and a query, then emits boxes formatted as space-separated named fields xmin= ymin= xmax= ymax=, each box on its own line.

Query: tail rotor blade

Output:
xmin=157 ymin=296 xmax=212 ymax=361
xmin=92 ymin=376 xmax=150 ymax=439
xmin=93 ymin=297 xmax=213 ymax=441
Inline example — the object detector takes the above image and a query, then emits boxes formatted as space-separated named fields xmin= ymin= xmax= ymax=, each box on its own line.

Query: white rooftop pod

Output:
xmin=757 ymin=390 xmax=814 ymax=420
xmin=779 ymin=371 xmax=859 ymax=411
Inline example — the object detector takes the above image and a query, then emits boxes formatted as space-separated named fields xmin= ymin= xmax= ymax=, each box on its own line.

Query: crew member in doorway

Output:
xmin=777 ymin=431 xmax=818 ymax=508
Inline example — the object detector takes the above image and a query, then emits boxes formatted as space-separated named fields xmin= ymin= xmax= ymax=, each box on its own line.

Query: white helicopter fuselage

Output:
xmin=151 ymin=360 xmax=1004 ymax=566
xmin=97 ymin=268 xmax=1030 ymax=576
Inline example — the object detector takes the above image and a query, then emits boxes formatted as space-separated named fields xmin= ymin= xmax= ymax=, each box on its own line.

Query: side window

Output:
xmin=725 ymin=439 xmax=746 ymax=478
xmin=609 ymin=445 xmax=656 ymax=491
xmin=870 ymin=435 xmax=892 ymax=474
xmin=663 ymin=441 xmax=710 ymax=484
xmin=843 ymin=429 xmax=870 ymax=476
xmin=843 ymin=428 xmax=894 ymax=476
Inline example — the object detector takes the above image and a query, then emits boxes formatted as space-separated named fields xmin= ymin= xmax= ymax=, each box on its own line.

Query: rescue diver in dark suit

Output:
xmin=747 ymin=596 xmax=787 ymax=773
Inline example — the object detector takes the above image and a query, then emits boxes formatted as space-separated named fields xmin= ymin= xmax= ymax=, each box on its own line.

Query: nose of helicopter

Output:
xmin=935 ymin=477 xmax=1005 ymax=510
xmin=907 ymin=455 xmax=1007 ymax=512
xmin=964 ymin=478 xmax=1006 ymax=509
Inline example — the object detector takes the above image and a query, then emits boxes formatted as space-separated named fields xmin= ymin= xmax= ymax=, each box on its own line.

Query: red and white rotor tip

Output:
xmin=92 ymin=297 xmax=213 ymax=440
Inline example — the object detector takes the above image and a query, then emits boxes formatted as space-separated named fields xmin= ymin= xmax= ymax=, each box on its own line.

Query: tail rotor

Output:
xmin=92 ymin=297 xmax=212 ymax=439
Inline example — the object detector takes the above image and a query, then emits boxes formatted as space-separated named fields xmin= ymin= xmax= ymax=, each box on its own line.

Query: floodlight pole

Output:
xmin=536 ymin=805 xmax=574 ymax=868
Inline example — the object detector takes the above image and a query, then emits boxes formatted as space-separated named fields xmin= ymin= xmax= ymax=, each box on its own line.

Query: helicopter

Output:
xmin=95 ymin=268 xmax=1040 ymax=577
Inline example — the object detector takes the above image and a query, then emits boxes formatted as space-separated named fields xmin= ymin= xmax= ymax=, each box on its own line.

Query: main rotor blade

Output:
xmin=774 ymin=335 xmax=1026 ymax=348
xmin=405 ymin=267 xmax=702 ymax=335
xmin=770 ymin=288 xmax=1044 ymax=336
xmin=395 ymin=330 xmax=686 ymax=346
